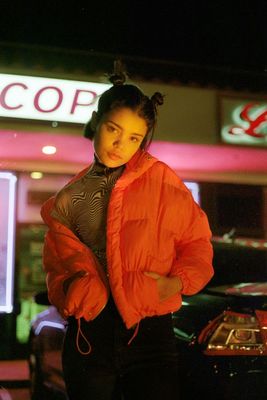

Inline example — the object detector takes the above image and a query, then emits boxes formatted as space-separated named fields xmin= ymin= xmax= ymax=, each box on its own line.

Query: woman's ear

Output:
xmin=90 ymin=111 xmax=98 ymax=131
xmin=84 ymin=111 xmax=98 ymax=139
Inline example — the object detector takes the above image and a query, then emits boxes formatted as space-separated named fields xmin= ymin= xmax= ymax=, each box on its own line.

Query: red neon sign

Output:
xmin=228 ymin=103 xmax=267 ymax=138
xmin=222 ymin=102 xmax=267 ymax=145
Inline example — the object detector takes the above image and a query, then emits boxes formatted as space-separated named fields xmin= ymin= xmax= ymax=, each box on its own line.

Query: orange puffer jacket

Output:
xmin=41 ymin=150 xmax=214 ymax=329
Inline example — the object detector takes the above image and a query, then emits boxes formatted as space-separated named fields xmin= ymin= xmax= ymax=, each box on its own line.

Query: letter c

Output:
xmin=0 ymin=83 xmax=27 ymax=109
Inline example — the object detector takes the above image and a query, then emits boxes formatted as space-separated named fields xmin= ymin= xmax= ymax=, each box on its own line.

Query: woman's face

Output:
xmin=93 ymin=107 xmax=148 ymax=167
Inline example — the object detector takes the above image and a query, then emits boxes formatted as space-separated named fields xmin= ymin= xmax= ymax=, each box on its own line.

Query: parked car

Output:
xmin=28 ymin=237 xmax=267 ymax=400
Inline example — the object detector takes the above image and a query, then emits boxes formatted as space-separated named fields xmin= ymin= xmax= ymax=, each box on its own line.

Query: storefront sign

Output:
xmin=0 ymin=73 xmax=111 ymax=124
xmin=220 ymin=97 xmax=267 ymax=146
xmin=0 ymin=172 xmax=17 ymax=313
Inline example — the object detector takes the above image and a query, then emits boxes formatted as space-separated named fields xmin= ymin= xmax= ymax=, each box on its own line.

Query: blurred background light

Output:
xmin=42 ymin=145 xmax=57 ymax=155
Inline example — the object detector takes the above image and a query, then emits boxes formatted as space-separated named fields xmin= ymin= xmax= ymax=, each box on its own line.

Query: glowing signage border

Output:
xmin=0 ymin=73 xmax=111 ymax=124
xmin=220 ymin=97 xmax=267 ymax=147
xmin=0 ymin=172 xmax=17 ymax=313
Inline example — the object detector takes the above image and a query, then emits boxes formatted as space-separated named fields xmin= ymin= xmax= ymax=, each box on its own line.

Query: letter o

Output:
xmin=34 ymin=86 xmax=63 ymax=113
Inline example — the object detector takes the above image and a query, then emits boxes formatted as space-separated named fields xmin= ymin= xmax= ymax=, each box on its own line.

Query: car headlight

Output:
xmin=198 ymin=310 xmax=267 ymax=355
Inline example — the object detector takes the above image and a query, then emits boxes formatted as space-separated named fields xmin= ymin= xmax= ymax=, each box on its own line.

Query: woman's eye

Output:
xmin=130 ymin=137 xmax=139 ymax=143
xmin=107 ymin=125 xmax=117 ymax=133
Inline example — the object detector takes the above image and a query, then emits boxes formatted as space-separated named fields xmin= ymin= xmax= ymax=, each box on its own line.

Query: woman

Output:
xmin=41 ymin=62 xmax=214 ymax=399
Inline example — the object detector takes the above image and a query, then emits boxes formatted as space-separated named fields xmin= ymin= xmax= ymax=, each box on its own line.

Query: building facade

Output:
xmin=0 ymin=42 xmax=266 ymax=358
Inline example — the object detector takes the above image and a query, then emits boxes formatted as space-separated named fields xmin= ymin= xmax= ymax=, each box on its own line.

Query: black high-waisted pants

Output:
xmin=62 ymin=297 xmax=180 ymax=400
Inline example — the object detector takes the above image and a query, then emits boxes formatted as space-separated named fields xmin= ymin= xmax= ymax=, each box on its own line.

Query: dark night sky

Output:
xmin=1 ymin=0 xmax=267 ymax=74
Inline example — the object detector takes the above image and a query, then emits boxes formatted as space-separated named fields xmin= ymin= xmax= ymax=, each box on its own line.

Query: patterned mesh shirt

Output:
xmin=51 ymin=157 xmax=125 ymax=271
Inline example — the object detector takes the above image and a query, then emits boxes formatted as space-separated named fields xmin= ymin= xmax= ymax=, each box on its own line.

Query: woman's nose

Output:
xmin=113 ymin=137 xmax=123 ymax=148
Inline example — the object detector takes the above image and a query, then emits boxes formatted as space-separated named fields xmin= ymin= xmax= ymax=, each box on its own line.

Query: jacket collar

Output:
xmin=41 ymin=149 xmax=158 ymax=226
xmin=115 ymin=149 xmax=158 ymax=188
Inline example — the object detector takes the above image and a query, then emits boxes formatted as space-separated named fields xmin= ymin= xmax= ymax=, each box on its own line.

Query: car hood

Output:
xmin=208 ymin=282 xmax=267 ymax=297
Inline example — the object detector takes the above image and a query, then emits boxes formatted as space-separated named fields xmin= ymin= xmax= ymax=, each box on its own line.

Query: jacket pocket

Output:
xmin=123 ymin=271 xmax=159 ymax=314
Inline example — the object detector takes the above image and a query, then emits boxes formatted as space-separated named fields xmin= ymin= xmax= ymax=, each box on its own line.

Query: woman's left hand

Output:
xmin=144 ymin=271 xmax=182 ymax=301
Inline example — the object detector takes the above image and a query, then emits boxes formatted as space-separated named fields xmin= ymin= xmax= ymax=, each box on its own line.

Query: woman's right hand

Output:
xmin=63 ymin=270 xmax=88 ymax=294
xmin=144 ymin=271 xmax=182 ymax=301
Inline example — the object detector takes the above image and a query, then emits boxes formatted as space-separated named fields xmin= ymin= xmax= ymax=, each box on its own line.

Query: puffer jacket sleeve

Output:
xmin=171 ymin=193 xmax=214 ymax=295
xmin=41 ymin=197 xmax=109 ymax=319
xmin=42 ymin=229 xmax=68 ymax=315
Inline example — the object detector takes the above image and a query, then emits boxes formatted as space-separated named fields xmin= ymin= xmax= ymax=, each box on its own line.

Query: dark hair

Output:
xmin=84 ymin=60 xmax=164 ymax=150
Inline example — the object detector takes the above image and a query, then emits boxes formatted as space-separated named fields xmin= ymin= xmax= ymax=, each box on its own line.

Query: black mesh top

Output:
xmin=51 ymin=157 xmax=125 ymax=271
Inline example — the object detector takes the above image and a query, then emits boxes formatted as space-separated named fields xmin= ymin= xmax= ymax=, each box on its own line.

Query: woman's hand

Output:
xmin=144 ymin=271 xmax=182 ymax=302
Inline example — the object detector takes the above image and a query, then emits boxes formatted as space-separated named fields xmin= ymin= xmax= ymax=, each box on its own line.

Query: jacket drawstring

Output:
xmin=76 ymin=318 xmax=92 ymax=355
xmin=75 ymin=318 xmax=140 ymax=353
xmin=127 ymin=322 xmax=140 ymax=345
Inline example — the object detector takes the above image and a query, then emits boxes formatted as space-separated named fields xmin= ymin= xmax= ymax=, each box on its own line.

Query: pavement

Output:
xmin=0 ymin=360 xmax=30 ymax=400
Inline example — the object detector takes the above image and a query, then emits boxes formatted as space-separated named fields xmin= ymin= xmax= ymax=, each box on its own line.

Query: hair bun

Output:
xmin=151 ymin=92 xmax=164 ymax=107
xmin=108 ymin=59 xmax=127 ymax=86
xmin=109 ymin=73 xmax=126 ymax=86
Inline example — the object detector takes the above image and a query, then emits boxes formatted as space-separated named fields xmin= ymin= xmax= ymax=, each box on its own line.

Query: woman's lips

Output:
xmin=107 ymin=152 xmax=122 ymax=161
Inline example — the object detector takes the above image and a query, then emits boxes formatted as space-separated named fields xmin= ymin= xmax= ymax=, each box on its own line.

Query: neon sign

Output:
xmin=0 ymin=172 xmax=17 ymax=313
xmin=221 ymin=101 xmax=267 ymax=146
xmin=0 ymin=73 xmax=111 ymax=124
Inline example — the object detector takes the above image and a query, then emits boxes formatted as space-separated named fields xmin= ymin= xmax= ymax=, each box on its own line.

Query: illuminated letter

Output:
xmin=70 ymin=90 xmax=97 ymax=114
xmin=34 ymin=86 xmax=63 ymax=113
xmin=0 ymin=82 xmax=27 ymax=109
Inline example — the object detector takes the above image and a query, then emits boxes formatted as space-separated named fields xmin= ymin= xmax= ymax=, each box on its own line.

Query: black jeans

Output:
xmin=62 ymin=297 xmax=180 ymax=400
